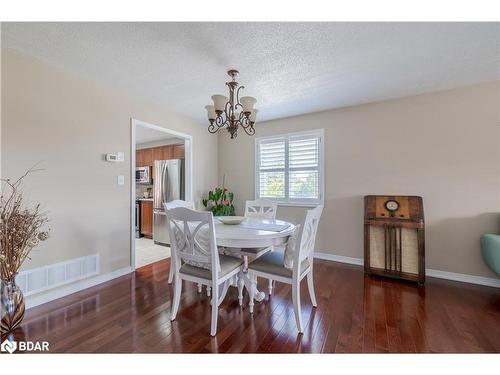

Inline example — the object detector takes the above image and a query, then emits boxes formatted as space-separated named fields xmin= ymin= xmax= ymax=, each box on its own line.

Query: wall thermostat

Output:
xmin=105 ymin=152 xmax=124 ymax=162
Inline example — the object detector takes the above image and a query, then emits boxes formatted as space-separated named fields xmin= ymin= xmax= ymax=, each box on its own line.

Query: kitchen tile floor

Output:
xmin=135 ymin=237 xmax=170 ymax=268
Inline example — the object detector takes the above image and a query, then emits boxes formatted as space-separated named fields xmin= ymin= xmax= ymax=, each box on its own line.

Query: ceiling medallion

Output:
xmin=205 ymin=69 xmax=258 ymax=139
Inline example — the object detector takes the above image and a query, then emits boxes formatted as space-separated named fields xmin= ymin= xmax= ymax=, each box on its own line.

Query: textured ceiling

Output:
xmin=2 ymin=22 xmax=499 ymax=123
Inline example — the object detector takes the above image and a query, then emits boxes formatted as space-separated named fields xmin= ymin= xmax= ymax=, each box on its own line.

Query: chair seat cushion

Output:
xmin=179 ymin=255 xmax=243 ymax=280
xmin=248 ymin=251 xmax=310 ymax=278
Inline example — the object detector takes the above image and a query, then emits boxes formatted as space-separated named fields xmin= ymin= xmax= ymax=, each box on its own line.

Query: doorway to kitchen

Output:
xmin=130 ymin=118 xmax=192 ymax=270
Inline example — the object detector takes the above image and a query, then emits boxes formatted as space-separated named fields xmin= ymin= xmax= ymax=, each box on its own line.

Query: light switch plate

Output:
xmin=117 ymin=175 xmax=125 ymax=185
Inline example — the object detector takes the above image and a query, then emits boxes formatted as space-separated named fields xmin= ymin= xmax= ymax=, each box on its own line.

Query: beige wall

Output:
xmin=218 ymin=81 xmax=500 ymax=278
xmin=1 ymin=49 xmax=217 ymax=277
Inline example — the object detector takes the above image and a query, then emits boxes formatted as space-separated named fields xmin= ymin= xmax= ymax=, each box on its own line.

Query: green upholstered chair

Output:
xmin=481 ymin=234 xmax=500 ymax=275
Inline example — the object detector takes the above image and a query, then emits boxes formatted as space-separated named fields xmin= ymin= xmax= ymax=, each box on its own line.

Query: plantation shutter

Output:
xmin=288 ymin=135 xmax=320 ymax=200
xmin=257 ymin=138 xmax=286 ymax=199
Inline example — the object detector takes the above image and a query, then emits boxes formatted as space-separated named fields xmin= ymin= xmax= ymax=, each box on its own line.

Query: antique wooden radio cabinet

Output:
xmin=364 ymin=195 xmax=425 ymax=284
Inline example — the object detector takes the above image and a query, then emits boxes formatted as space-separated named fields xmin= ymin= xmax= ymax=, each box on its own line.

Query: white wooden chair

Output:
xmin=247 ymin=205 xmax=323 ymax=333
xmin=164 ymin=200 xmax=195 ymax=210
xmin=245 ymin=199 xmax=278 ymax=219
xmin=166 ymin=207 xmax=243 ymax=336
xmin=243 ymin=199 xmax=278 ymax=295
xmin=163 ymin=200 xmax=195 ymax=285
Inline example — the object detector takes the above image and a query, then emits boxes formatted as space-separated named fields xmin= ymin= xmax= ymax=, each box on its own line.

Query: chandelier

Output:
xmin=205 ymin=69 xmax=258 ymax=139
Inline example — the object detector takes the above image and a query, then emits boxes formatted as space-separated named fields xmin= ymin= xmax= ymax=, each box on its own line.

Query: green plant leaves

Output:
xmin=203 ymin=186 xmax=235 ymax=216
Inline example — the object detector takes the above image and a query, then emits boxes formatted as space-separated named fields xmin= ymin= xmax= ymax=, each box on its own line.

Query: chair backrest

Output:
xmin=293 ymin=205 xmax=323 ymax=272
xmin=244 ymin=199 xmax=278 ymax=219
xmin=163 ymin=200 xmax=195 ymax=210
xmin=165 ymin=207 xmax=220 ymax=277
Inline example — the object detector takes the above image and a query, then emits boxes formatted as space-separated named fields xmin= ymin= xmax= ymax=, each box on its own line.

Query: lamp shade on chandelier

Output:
xmin=205 ymin=70 xmax=258 ymax=139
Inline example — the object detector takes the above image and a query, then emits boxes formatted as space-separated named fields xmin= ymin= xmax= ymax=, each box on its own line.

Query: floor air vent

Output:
xmin=15 ymin=255 xmax=100 ymax=296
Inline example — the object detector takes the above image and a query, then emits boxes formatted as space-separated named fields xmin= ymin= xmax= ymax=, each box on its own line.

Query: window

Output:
xmin=255 ymin=129 xmax=324 ymax=206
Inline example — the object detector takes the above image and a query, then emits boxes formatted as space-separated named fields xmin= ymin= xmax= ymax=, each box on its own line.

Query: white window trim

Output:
xmin=255 ymin=129 xmax=325 ymax=207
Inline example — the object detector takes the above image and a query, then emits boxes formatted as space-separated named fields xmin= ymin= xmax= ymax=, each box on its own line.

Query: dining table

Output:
xmin=213 ymin=217 xmax=296 ymax=306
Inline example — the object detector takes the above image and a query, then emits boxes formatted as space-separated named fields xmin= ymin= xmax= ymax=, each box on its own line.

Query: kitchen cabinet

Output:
xmin=136 ymin=144 xmax=185 ymax=169
xmin=136 ymin=148 xmax=153 ymax=167
xmin=152 ymin=145 xmax=173 ymax=161
xmin=140 ymin=200 xmax=153 ymax=238
xmin=136 ymin=149 xmax=144 ymax=166
xmin=172 ymin=144 xmax=185 ymax=159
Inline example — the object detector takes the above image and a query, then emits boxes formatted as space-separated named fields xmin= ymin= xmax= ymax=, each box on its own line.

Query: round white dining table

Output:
xmin=214 ymin=217 xmax=296 ymax=304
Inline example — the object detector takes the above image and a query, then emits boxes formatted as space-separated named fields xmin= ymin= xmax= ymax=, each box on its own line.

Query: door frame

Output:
xmin=130 ymin=118 xmax=193 ymax=270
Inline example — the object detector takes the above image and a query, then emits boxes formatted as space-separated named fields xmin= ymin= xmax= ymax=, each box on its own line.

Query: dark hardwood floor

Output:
xmin=4 ymin=258 xmax=500 ymax=353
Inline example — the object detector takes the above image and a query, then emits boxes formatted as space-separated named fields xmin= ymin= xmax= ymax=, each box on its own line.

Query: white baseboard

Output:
xmin=25 ymin=266 xmax=134 ymax=309
xmin=314 ymin=252 xmax=364 ymax=266
xmin=425 ymin=268 xmax=500 ymax=288
xmin=314 ymin=251 xmax=500 ymax=288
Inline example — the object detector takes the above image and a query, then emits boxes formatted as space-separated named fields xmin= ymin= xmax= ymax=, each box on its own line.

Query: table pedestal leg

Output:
xmin=237 ymin=275 xmax=244 ymax=306
xmin=238 ymin=268 xmax=266 ymax=310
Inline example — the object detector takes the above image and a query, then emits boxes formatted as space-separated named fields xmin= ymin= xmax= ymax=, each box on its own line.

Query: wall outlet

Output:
xmin=117 ymin=175 xmax=125 ymax=185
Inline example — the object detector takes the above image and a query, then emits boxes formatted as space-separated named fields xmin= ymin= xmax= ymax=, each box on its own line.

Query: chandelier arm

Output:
xmin=215 ymin=114 xmax=226 ymax=127
xmin=242 ymin=123 xmax=255 ymax=136
xmin=208 ymin=123 xmax=219 ymax=133
xmin=224 ymin=99 xmax=232 ymax=115
xmin=235 ymin=85 xmax=245 ymax=109
xmin=238 ymin=111 xmax=245 ymax=122
xmin=239 ymin=116 xmax=250 ymax=128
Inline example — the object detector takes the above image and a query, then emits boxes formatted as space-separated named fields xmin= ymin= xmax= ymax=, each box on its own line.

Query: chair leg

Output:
xmin=306 ymin=272 xmax=317 ymax=307
xmin=210 ymin=283 xmax=219 ymax=336
xmin=171 ymin=276 xmax=182 ymax=321
xmin=197 ymin=283 xmax=202 ymax=293
xmin=268 ymin=279 xmax=273 ymax=296
xmin=207 ymin=286 xmax=211 ymax=297
xmin=237 ymin=274 xmax=244 ymax=306
xmin=168 ymin=262 xmax=174 ymax=284
xmin=292 ymin=281 xmax=303 ymax=333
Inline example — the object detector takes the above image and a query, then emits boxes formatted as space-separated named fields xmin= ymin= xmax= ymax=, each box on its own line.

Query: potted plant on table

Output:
xmin=1 ymin=168 xmax=49 ymax=333
xmin=202 ymin=178 xmax=235 ymax=217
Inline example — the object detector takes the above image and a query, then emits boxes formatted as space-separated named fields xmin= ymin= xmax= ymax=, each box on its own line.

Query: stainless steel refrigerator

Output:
xmin=153 ymin=159 xmax=185 ymax=245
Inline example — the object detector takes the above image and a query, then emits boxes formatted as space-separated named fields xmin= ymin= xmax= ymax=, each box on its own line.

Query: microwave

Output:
xmin=136 ymin=166 xmax=151 ymax=184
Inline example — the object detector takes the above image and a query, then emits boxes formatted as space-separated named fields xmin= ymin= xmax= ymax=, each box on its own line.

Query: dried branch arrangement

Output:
xmin=0 ymin=167 xmax=49 ymax=281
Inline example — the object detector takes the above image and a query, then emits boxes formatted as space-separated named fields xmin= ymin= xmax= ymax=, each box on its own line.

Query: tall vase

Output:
xmin=0 ymin=279 xmax=25 ymax=334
